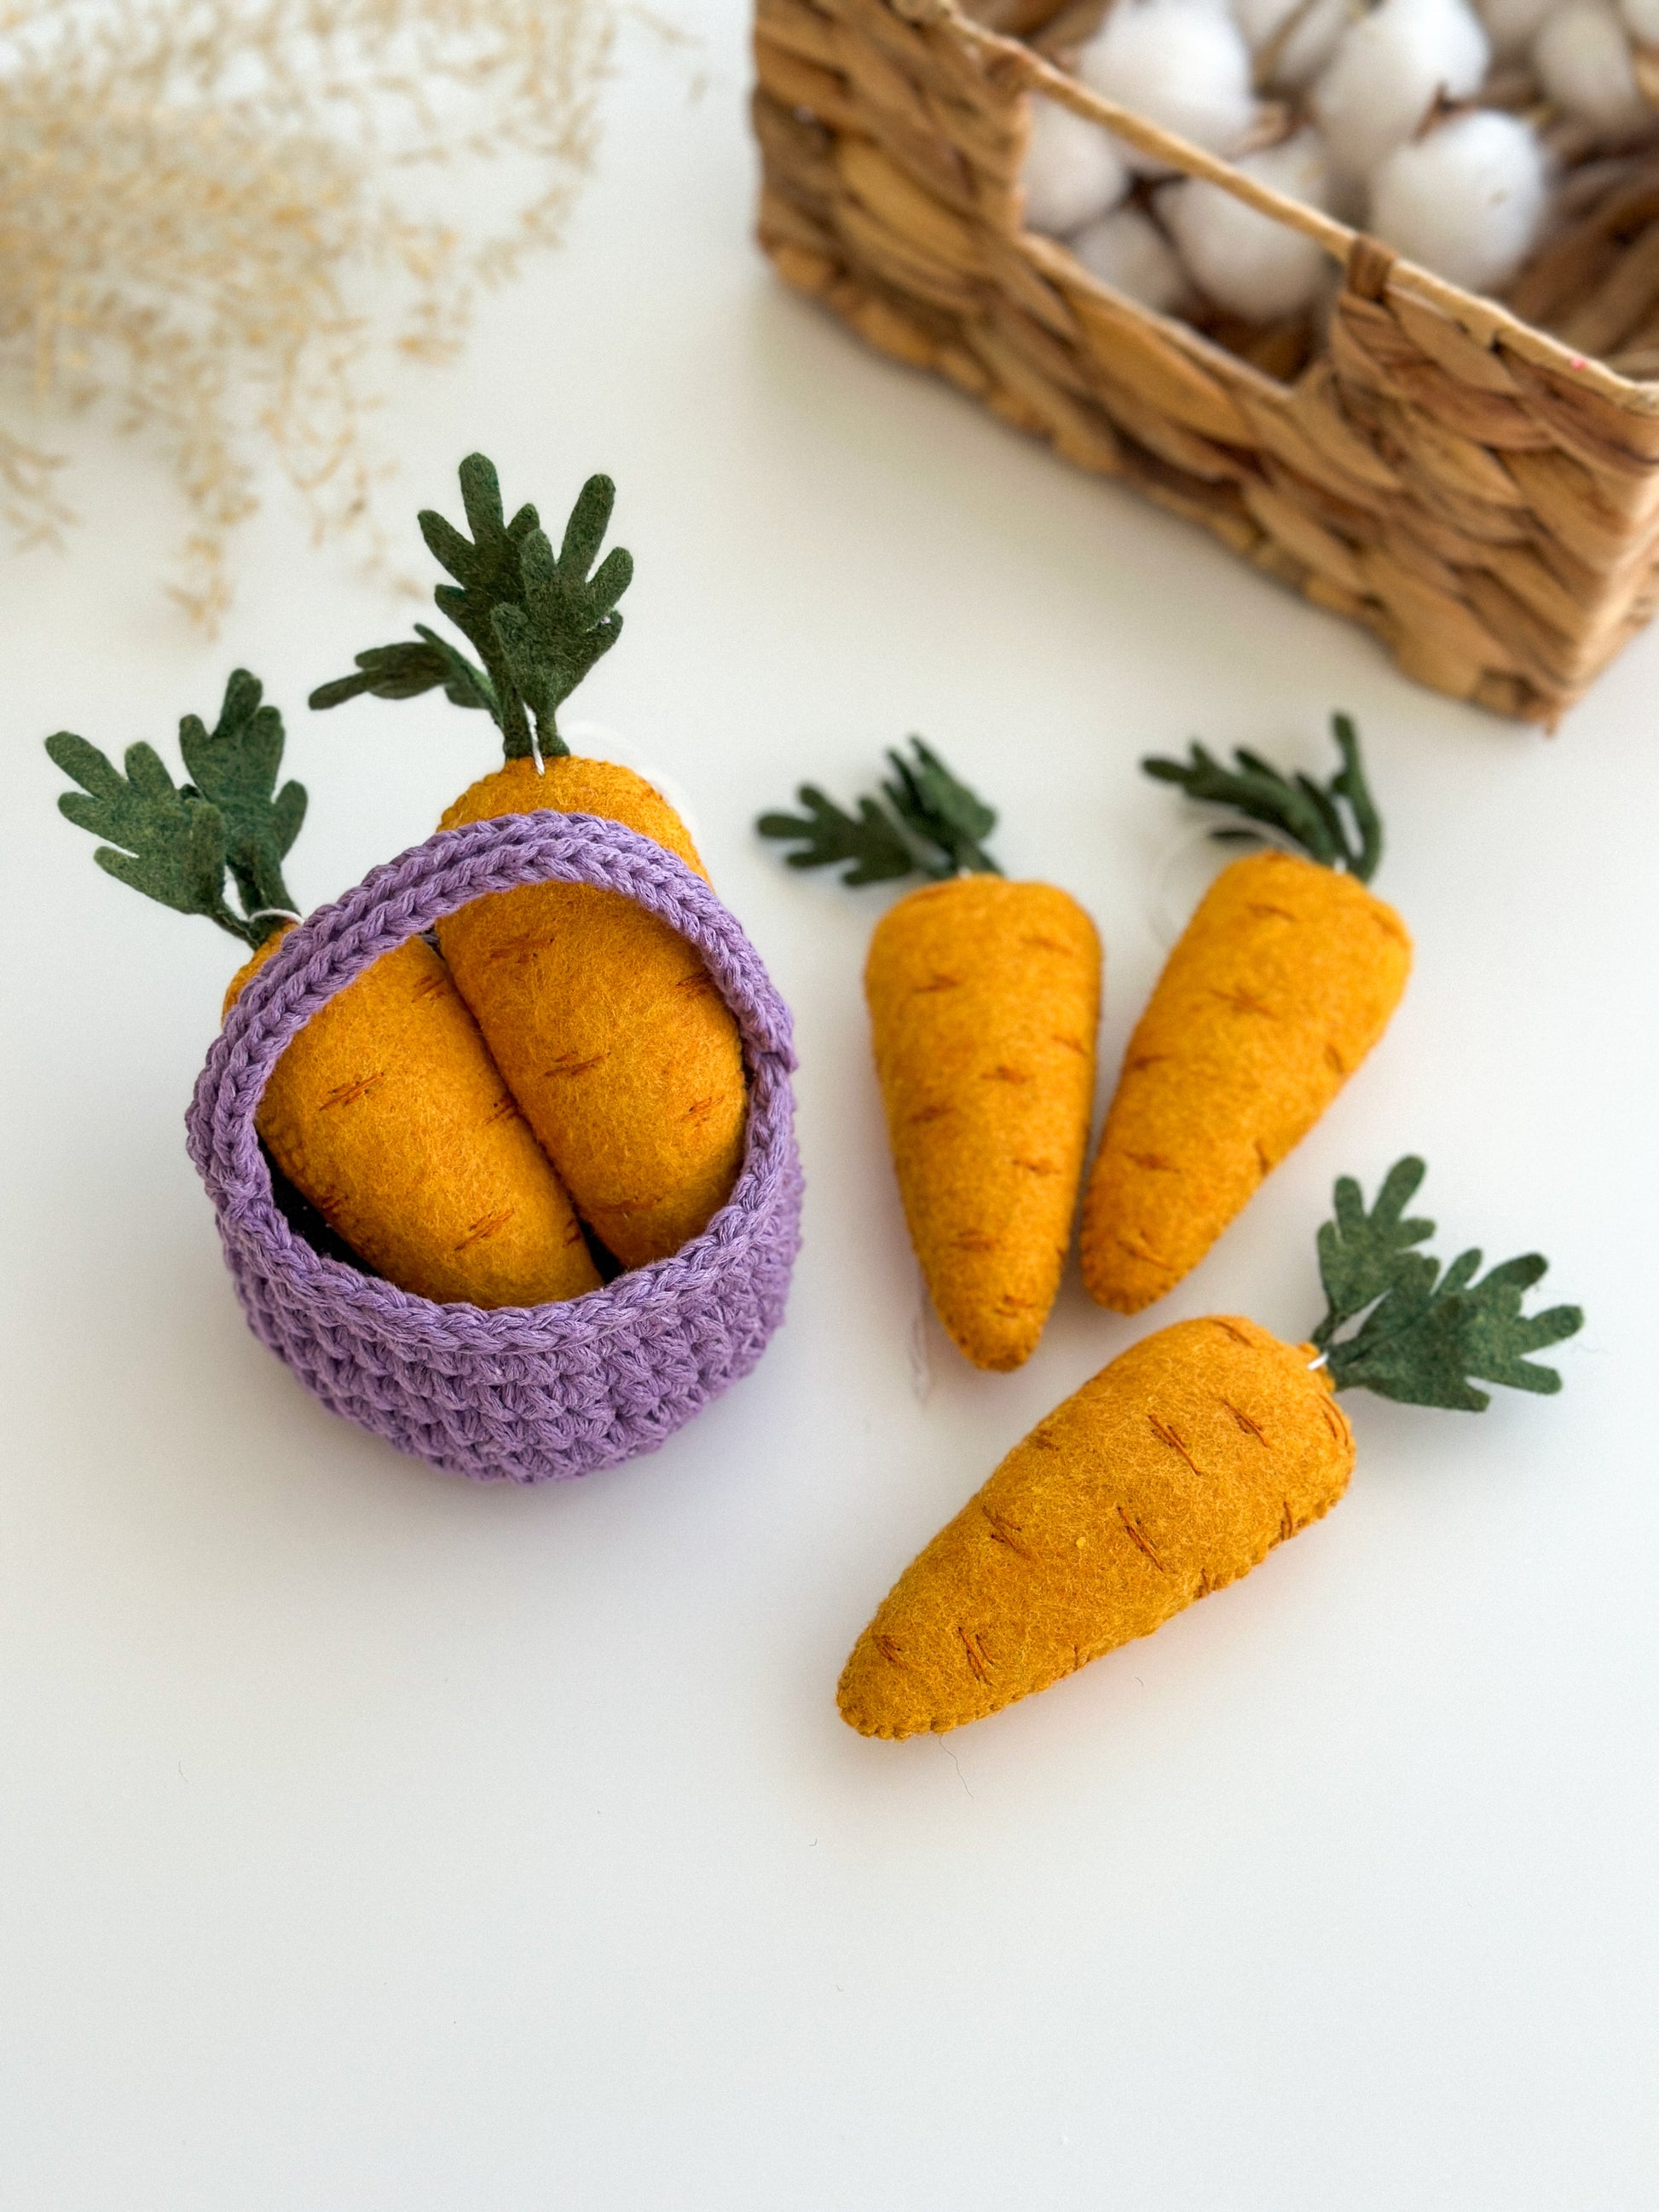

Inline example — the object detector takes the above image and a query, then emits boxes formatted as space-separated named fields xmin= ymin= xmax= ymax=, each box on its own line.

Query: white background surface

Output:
xmin=3 ymin=9 xmax=1656 ymax=2205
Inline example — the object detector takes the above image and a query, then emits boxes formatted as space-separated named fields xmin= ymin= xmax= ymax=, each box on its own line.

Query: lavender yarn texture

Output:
xmin=186 ymin=811 xmax=802 ymax=1484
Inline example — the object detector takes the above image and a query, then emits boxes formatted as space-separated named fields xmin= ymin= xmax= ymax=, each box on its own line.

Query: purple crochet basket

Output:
xmin=186 ymin=810 xmax=802 ymax=1484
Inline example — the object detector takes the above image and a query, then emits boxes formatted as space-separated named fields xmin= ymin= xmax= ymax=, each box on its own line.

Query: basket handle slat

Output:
xmin=1345 ymin=236 xmax=1398 ymax=304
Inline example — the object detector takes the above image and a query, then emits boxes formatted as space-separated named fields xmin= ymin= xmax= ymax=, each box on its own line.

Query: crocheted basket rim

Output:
xmin=186 ymin=809 xmax=800 ymax=1358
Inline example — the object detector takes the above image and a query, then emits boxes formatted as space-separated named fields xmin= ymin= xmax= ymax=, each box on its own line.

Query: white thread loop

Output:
xmin=908 ymin=1269 xmax=935 ymax=1404
xmin=561 ymin=718 xmax=704 ymax=854
xmin=1148 ymin=821 xmax=1308 ymax=950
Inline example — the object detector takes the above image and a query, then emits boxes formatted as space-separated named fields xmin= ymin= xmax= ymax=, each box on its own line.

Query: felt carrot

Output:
xmin=309 ymin=456 xmax=746 ymax=1268
xmin=760 ymin=742 xmax=1101 ymax=1372
xmin=840 ymin=1157 xmax=1582 ymax=1739
xmin=48 ymin=671 xmax=598 ymax=1309
xmin=1080 ymin=715 xmax=1412 ymax=1316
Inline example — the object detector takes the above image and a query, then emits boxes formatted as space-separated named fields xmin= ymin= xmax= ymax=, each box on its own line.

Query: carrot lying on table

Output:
xmin=1081 ymin=714 xmax=1412 ymax=1315
xmin=760 ymin=741 xmax=1100 ymax=1372
xmin=49 ymin=671 xmax=598 ymax=1308
xmin=310 ymin=456 xmax=746 ymax=1269
xmin=841 ymin=1157 xmax=1581 ymax=1739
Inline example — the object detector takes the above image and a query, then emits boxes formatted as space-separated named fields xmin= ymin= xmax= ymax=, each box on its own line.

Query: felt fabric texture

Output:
xmin=224 ymin=924 xmax=599 ymax=1309
xmin=436 ymin=756 xmax=748 ymax=1268
xmin=188 ymin=811 xmax=803 ymax=1484
xmin=838 ymin=1315 xmax=1356 ymax=1739
xmin=1079 ymin=851 xmax=1412 ymax=1314
xmin=864 ymin=876 xmax=1100 ymax=1371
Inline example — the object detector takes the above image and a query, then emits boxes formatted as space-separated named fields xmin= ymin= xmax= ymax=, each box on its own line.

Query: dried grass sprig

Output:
xmin=0 ymin=0 xmax=613 ymax=624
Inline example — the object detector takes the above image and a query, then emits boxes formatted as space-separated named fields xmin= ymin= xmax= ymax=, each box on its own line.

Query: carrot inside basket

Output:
xmin=48 ymin=669 xmax=598 ymax=1308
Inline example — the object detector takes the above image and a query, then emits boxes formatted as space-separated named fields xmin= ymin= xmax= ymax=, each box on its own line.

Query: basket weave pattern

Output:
xmin=187 ymin=811 xmax=803 ymax=1485
xmin=754 ymin=0 xmax=1659 ymax=723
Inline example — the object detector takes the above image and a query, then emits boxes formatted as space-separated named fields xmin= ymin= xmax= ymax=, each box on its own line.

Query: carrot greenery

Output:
xmin=1143 ymin=711 xmax=1382 ymax=882
xmin=757 ymin=738 xmax=1001 ymax=884
xmin=48 ymin=671 xmax=304 ymax=948
xmin=309 ymin=453 xmax=633 ymax=763
xmin=1312 ymin=1157 xmax=1583 ymax=1411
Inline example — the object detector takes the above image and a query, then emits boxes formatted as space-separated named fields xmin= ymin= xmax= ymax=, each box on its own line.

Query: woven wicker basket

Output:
xmin=187 ymin=811 xmax=803 ymax=1486
xmin=753 ymin=0 xmax=1659 ymax=723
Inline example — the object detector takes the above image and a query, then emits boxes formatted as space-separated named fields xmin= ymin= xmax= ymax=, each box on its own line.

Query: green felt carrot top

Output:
xmin=1310 ymin=1158 xmax=1582 ymax=1411
xmin=309 ymin=454 xmax=633 ymax=765
xmin=1144 ymin=711 xmax=1384 ymax=882
xmin=757 ymin=738 xmax=1002 ymax=885
xmin=48 ymin=670 xmax=305 ymax=949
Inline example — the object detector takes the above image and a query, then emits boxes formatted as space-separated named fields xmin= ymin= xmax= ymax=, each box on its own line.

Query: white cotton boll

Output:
xmin=1234 ymin=0 xmax=1360 ymax=88
xmin=1070 ymin=204 xmax=1194 ymax=312
xmin=1369 ymin=108 xmax=1549 ymax=292
xmin=1078 ymin=0 xmax=1257 ymax=174
xmin=1312 ymin=0 xmax=1490 ymax=184
xmin=1535 ymin=4 xmax=1647 ymax=129
xmin=1020 ymin=95 xmax=1130 ymax=234
xmin=1621 ymin=0 xmax=1659 ymax=43
xmin=1478 ymin=0 xmax=1557 ymax=61
xmin=1273 ymin=0 xmax=1363 ymax=87
xmin=1160 ymin=129 xmax=1332 ymax=317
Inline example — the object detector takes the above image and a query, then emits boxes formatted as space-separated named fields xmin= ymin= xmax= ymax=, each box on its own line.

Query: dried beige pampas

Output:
xmin=0 ymin=0 xmax=613 ymax=623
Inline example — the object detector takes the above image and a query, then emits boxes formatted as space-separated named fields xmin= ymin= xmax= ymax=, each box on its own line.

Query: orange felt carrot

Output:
xmin=310 ymin=457 xmax=746 ymax=1268
xmin=841 ymin=1158 xmax=1582 ymax=1739
xmin=49 ymin=673 xmax=598 ymax=1309
xmin=1080 ymin=716 xmax=1411 ymax=1315
xmin=760 ymin=741 xmax=1100 ymax=1371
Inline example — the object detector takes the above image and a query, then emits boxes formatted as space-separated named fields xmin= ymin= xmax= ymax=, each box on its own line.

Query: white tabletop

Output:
xmin=3 ymin=9 xmax=1655 ymax=2206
